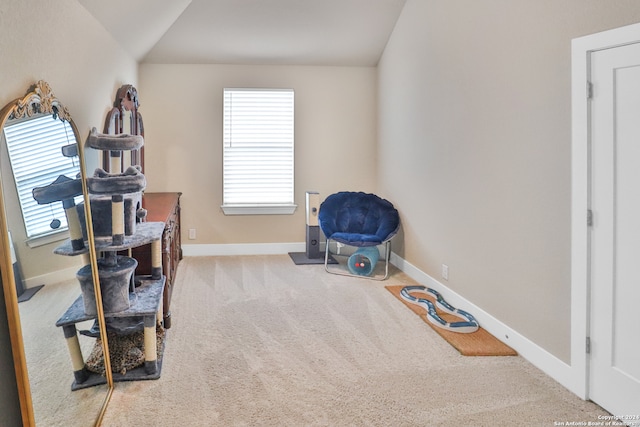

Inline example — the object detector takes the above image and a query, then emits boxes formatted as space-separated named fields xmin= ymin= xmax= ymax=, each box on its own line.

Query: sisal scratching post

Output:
xmin=110 ymin=150 xmax=122 ymax=174
xmin=111 ymin=194 xmax=125 ymax=245
xmin=143 ymin=315 xmax=157 ymax=374
xmin=63 ymin=325 xmax=88 ymax=384
xmin=151 ymin=239 xmax=162 ymax=279
xmin=80 ymin=253 xmax=91 ymax=267
xmin=64 ymin=199 xmax=85 ymax=251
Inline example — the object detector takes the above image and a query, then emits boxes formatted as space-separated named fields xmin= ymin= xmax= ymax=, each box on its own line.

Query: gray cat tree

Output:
xmin=41 ymin=128 xmax=166 ymax=390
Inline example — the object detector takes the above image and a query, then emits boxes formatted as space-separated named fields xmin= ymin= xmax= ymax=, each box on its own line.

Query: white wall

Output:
xmin=139 ymin=64 xmax=377 ymax=246
xmin=0 ymin=1 xmax=137 ymax=423
xmin=0 ymin=0 xmax=137 ymax=282
xmin=378 ymin=0 xmax=640 ymax=363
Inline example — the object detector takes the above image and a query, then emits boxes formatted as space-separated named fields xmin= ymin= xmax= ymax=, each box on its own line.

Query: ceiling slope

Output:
xmin=78 ymin=0 xmax=406 ymax=66
xmin=78 ymin=0 xmax=193 ymax=62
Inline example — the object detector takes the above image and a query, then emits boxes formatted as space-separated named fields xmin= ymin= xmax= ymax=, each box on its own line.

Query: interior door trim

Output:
xmin=571 ymin=22 xmax=640 ymax=400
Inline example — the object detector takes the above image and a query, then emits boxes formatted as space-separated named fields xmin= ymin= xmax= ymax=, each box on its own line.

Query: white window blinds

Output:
xmin=223 ymin=88 xmax=295 ymax=211
xmin=3 ymin=115 xmax=80 ymax=238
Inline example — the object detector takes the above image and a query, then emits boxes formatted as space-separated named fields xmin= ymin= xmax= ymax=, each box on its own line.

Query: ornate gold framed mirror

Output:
xmin=0 ymin=81 xmax=113 ymax=426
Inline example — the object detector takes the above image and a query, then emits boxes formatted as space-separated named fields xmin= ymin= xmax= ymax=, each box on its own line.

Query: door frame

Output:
xmin=571 ymin=22 xmax=640 ymax=400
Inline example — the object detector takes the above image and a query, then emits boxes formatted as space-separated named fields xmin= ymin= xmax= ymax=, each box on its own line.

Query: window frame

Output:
xmin=221 ymin=88 xmax=297 ymax=215
xmin=3 ymin=114 xmax=81 ymax=243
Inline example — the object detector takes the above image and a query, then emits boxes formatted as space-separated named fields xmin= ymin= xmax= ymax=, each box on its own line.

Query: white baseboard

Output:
xmin=23 ymin=265 xmax=80 ymax=289
xmin=389 ymin=252 xmax=582 ymax=398
xmin=182 ymin=242 xmax=306 ymax=257
xmin=181 ymin=241 xmax=372 ymax=257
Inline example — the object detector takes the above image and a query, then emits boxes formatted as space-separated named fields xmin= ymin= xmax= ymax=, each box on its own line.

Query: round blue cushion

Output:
xmin=318 ymin=191 xmax=400 ymax=247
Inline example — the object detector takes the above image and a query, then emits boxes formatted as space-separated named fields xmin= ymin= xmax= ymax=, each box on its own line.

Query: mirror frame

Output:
xmin=0 ymin=80 xmax=113 ymax=426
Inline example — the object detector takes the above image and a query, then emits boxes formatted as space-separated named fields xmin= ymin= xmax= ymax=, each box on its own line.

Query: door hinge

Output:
xmin=587 ymin=81 xmax=594 ymax=99
xmin=587 ymin=209 xmax=593 ymax=227
xmin=586 ymin=336 xmax=591 ymax=354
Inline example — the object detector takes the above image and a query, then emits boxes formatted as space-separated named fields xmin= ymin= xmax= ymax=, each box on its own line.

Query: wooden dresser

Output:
xmin=132 ymin=192 xmax=182 ymax=328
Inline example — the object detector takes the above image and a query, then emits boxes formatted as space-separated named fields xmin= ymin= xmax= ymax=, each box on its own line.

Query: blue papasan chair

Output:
xmin=318 ymin=191 xmax=400 ymax=280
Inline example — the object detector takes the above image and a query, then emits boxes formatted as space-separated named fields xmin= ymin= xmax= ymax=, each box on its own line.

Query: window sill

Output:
xmin=26 ymin=229 xmax=69 ymax=248
xmin=221 ymin=204 xmax=297 ymax=215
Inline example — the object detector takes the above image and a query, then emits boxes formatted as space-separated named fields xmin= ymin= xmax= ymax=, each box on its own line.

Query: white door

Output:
xmin=590 ymin=42 xmax=640 ymax=417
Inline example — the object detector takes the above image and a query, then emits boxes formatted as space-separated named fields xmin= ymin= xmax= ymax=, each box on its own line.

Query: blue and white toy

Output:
xmin=347 ymin=246 xmax=380 ymax=276
xmin=400 ymin=286 xmax=479 ymax=333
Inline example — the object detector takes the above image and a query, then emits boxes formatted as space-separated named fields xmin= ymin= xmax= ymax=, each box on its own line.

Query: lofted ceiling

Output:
xmin=77 ymin=0 xmax=407 ymax=66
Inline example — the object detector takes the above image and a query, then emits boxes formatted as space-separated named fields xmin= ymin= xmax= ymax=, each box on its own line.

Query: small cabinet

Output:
xmin=131 ymin=192 xmax=182 ymax=328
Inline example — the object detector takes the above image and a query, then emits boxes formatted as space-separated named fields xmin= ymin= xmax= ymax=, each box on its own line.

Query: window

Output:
xmin=222 ymin=88 xmax=296 ymax=215
xmin=3 ymin=115 xmax=80 ymax=239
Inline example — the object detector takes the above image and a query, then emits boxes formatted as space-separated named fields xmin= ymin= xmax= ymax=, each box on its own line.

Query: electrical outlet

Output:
xmin=442 ymin=264 xmax=449 ymax=281
xmin=188 ymin=228 xmax=196 ymax=240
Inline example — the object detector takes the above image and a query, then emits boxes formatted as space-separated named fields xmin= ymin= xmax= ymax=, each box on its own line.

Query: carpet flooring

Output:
xmin=95 ymin=255 xmax=609 ymax=427
xmin=18 ymin=277 xmax=109 ymax=427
